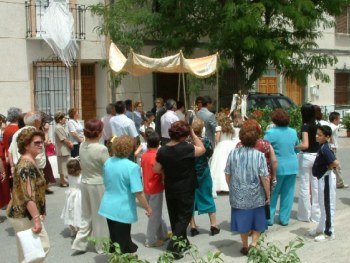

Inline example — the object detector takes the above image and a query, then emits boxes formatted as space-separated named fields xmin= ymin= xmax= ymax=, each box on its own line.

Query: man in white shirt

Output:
xmin=101 ymin=103 xmax=116 ymax=145
xmin=329 ymin=112 xmax=348 ymax=188
xmin=160 ymin=99 xmax=179 ymax=145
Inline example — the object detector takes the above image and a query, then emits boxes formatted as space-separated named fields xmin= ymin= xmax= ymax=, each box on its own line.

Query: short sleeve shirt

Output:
xmin=312 ymin=142 xmax=336 ymax=179
xmin=67 ymin=119 xmax=84 ymax=144
xmin=110 ymin=114 xmax=138 ymax=138
xmin=99 ymin=157 xmax=143 ymax=223
xmin=156 ymin=142 xmax=196 ymax=194
xmin=141 ymin=149 xmax=164 ymax=194
xmin=225 ymin=147 xmax=268 ymax=209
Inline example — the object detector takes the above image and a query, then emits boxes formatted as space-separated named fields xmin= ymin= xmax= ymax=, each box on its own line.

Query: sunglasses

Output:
xmin=33 ymin=141 xmax=44 ymax=146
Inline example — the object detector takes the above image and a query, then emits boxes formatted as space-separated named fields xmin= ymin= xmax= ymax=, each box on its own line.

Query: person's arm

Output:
xmin=269 ymin=145 xmax=277 ymax=183
xmin=134 ymin=144 xmax=143 ymax=157
xmin=215 ymin=131 xmax=221 ymax=144
xmin=260 ymin=175 xmax=270 ymax=204
xmin=296 ymin=131 xmax=309 ymax=151
xmin=329 ymin=159 xmax=340 ymax=170
xmin=68 ymin=121 xmax=84 ymax=143
xmin=191 ymin=129 xmax=205 ymax=157
xmin=0 ymin=159 xmax=5 ymax=183
xmin=225 ymin=173 xmax=231 ymax=186
xmin=8 ymin=150 xmax=15 ymax=177
xmin=25 ymin=178 xmax=42 ymax=234
xmin=154 ymin=161 xmax=163 ymax=174
xmin=135 ymin=192 xmax=152 ymax=217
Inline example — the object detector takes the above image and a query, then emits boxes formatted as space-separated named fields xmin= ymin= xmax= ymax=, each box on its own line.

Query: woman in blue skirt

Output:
xmin=225 ymin=122 xmax=270 ymax=255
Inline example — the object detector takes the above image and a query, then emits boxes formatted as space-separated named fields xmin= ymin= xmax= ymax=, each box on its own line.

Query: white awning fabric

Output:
xmin=109 ymin=43 xmax=218 ymax=78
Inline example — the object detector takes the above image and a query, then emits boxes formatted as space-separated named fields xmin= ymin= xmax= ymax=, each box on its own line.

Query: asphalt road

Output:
xmin=1 ymin=132 xmax=350 ymax=263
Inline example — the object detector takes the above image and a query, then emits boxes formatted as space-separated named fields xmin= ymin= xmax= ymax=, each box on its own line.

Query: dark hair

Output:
xmin=301 ymin=103 xmax=315 ymax=125
xmin=18 ymin=113 xmax=25 ymax=129
xmin=66 ymin=158 xmax=81 ymax=176
xmin=84 ymin=119 xmax=104 ymax=138
xmin=125 ymin=99 xmax=132 ymax=110
xmin=165 ymin=99 xmax=176 ymax=110
xmin=68 ymin=108 xmax=78 ymax=119
xmin=145 ymin=111 xmax=154 ymax=119
xmin=271 ymin=109 xmax=290 ymax=127
xmin=144 ymin=127 xmax=154 ymax=139
xmin=329 ymin=112 xmax=340 ymax=122
xmin=314 ymin=105 xmax=323 ymax=121
xmin=176 ymin=101 xmax=184 ymax=109
xmin=115 ymin=101 xmax=126 ymax=114
xmin=17 ymin=127 xmax=45 ymax=154
xmin=239 ymin=124 xmax=260 ymax=147
xmin=201 ymin=96 xmax=212 ymax=107
xmin=147 ymin=132 xmax=160 ymax=148
xmin=195 ymin=96 xmax=203 ymax=105
xmin=317 ymin=125 xmax=332 ymax=137
xmin=168 ymin=121 xmax=190 ymax=141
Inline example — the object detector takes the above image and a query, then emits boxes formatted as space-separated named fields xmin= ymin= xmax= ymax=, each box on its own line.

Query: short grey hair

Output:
xmin=24 ymin=112 xmax=41 ymax=126
xmin=7 ymin=107 xmax=22 ymax=123
xmin=106 ymin=103 xmax=115 ymax=114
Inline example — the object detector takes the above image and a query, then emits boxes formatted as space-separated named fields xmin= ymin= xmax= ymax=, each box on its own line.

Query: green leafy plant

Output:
xmin=342 ymin=114 xmax=350 ymax=131
xmin=248 ymin=234 xmax=304 ymax=263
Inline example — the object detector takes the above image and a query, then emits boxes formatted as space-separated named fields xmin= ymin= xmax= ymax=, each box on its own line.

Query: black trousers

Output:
xmin=106 ymin=219 xmax=138 ymax=254
xmin=71 ymin=143 xmax=80 ymax=157
xmin=165 ymin=191 xmax=194 ymax=253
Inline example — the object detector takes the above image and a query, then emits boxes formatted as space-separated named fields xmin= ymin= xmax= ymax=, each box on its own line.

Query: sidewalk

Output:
xmin=1 ymin=132 xmax=350 ymax=262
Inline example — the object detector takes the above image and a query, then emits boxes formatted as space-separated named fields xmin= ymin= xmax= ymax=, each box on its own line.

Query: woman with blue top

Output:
xmin=264 ymin=109 xmax=299 ymax=226
xmin=99 ymin=135 xmax=152 ymax=254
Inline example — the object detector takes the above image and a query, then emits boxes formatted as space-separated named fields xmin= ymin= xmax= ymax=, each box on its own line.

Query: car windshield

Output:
xmin=249 ymin=97 xmax=275 ymax=109
xmin=277 ymin=98 xmax=293 ymax=109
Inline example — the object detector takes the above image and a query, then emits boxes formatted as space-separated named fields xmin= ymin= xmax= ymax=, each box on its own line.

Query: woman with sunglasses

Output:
xmin=7 ymin=127 xmax=50 ymax=262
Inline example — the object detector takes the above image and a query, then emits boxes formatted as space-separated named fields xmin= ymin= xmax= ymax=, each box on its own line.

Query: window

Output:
xmin=335 ymin=6 xmax=350 ymax=34
xmin=335 ymin=72 xmax=350 ymax=105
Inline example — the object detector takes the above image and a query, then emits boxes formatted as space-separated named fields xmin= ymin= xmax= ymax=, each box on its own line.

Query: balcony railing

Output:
xmin=25 ymin=1 xmax=86 ymax=40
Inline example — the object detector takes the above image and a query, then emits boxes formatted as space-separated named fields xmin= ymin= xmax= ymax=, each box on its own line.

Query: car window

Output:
xmin=253 ymin=98 xmax=275 ymax=109
xmin=276 ymin=98 xmax=292 ymax=109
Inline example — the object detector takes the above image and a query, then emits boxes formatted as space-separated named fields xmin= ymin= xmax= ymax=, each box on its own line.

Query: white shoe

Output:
xmin=314 ymin=234 xmax=335 ymax=242
xmin=308 ymin=229 xmax=322 ymax=237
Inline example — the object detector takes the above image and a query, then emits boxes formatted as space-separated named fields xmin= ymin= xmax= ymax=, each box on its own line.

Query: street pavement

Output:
xmin=1 ymin=131 xmax=350 ymax=262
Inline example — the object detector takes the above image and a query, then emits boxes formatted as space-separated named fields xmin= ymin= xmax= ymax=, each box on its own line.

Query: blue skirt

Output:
xmin=231 ymin=206 xmax=267 ymax=233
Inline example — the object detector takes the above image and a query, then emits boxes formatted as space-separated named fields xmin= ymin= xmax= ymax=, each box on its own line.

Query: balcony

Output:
xmin=25 ymin=1 xmax=86 ymax=40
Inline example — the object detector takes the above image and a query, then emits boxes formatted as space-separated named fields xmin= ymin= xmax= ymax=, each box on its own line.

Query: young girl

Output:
xmin=61 ymin=158 xmax=82 ymax=236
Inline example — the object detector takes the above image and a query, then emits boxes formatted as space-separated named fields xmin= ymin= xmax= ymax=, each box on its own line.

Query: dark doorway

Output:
xmin=153 ymin=73 xmax=185 ymax=103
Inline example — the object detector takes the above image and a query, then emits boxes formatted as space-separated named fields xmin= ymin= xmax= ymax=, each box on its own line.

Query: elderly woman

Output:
xmin=54 ymin=112 xmax=73 ymax=187
xmin=6 ymin=127 xmax=50 ymax=262
xmin=67 ymin=108 xmax=84 ymax=157
xmin=99 ymin=136 xmax=152 ymax=254
xmin=133 ymin=100 xmax=145 ymax=134
xmin=225 ymin=124 xmax=270 ymax=255
xmin=72 ymin=119 xmax=109 ymax=254
xmin=264 ymin=109 xmax=299 ymax=226
xmin=154 ymin=120 xmax=205 ymax=259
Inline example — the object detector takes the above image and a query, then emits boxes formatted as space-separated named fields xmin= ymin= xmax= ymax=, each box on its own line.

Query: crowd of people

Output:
xmin=0 ymin=98 xmax=346 ymax=261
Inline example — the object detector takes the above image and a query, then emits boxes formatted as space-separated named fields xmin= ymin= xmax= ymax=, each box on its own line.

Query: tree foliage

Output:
xmin=90 ymin=0 xmax=350 ymax=92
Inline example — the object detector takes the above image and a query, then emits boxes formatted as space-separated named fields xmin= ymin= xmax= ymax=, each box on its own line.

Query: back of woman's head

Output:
xmin=66 ymin=158 xmax=81 ymax=176
xmin=68 ymin=108 xmax=77 ymax=119
xmin=17 ymin=127 xmax=45 ymax=154
xmin=239 ymin=123 xmax=260 ymax=147
xmin=271 ymin=109 xmax=290 ymax=127
xmin=216 ymin=112 xmax=234 ymax=134
xmin=112 ymin=135 xmax=134 ymax=158
xmin=314 ymin=105 xmax=323 ymax=121
xmin=168 ymin=121 xmax=190 ymax=141
xmin=7 ymin=107 xmax=22 ymax=123
xmin=192 ymin=118 xmax=204 ymax=137
xmin=301 ymin=103 xmax=315 ymax=125
xmin=242 ymin=119 xmax=261 ymax=135
xmin=84 ymin=119 xmax=104 ymax=139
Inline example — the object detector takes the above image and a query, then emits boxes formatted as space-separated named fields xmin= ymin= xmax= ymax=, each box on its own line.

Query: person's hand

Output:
xmin=0 ymin=172 xmax=5 ymax=183
xmin=265 ymin=197 xmax=270 ymax=205
xmin=145 ymin=207 xmax=152 ymax=217
xmin=32 ymin=217 xmax=42 ymax=234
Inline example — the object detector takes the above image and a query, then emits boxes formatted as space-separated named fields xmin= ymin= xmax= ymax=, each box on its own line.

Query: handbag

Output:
xmin=45 ymin=143 xmax=56 ymax=157
xmin=17 ymin=228 xmax=45 ymax=263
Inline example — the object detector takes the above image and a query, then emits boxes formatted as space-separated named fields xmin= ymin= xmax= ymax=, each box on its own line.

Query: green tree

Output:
xmin=90 ymin=0 xmax=350 ymax=92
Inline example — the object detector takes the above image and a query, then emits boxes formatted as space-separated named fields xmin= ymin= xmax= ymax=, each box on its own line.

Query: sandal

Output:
xmin=60 ymin=183 xmax=69 ymax=188
xmin=240 ymin=247 xmax=249 ymax=256
xmin=45 ymin=188 xmax=54 ymax=194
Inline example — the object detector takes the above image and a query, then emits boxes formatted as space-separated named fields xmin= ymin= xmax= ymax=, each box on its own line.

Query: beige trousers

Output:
xmin=71 ymin=183 xmax=108 ymax=253
xmin=8 ymin=217 xmax=50 ymax=263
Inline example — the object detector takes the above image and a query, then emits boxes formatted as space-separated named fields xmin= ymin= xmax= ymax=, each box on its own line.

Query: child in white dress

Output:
xmin=61 ymin=158 xmax=82 ymax=237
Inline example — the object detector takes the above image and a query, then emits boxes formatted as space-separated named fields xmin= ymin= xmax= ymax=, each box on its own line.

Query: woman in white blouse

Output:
xmin=67 ymin=108 xmax=84 ymax=157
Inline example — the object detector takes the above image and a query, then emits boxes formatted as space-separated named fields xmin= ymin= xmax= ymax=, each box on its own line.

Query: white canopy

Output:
xmin=109 ymin=43 xmax=218 ymax=78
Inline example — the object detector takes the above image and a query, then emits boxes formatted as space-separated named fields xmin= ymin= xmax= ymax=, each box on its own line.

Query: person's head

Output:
xmin=147 ymin=132 xmax=160 ymax=149
xmin=165 ymin=99 xmax=177 ymax=111
xmin=112 ymin=135 xmax=134 ymax=158
xmin=0 ymin=114 xmax=6 ymax=126
xmin=145 ymin=111 xmax=155 ymax=122
xmin=68 ymin=108 xmax=78 ymax=119
xmin=176 ymin=101 xmax=185 ymax=112
xmin=84 ymin=119 xmax=104 ymax=139
xmin=66 ymin=158 xmax=81 ymax=176
xmin=271 ymin=109 xmax=290 ymax=127
xmin=192 ymin=118 xmax=204 ymax=137
xmin=106 ymin=103 xmax=116 ymax=116
xmin=134 ymin=101 xmax=144 ymax=113
xmin=125 ymin=99 xmax=133 ymax=111
xmin=239 ymin=122 xmax=260 ymax=147
xmin=242 ymin=119 xmax=262 ymax=136
xmin=329 ymin=112 xmax=340 ymax=125
xmin=201 ymin=96 xmax=213 ymax=109
xmin=155 ymin=97 xmax=164 ymax=109
xmin=230 ymin=110 xmax=243 ymax=128
xmin=144 ymin=127 xmax=155 ymax=140
xmin=195 ymin=96 xmax=203 ymax=110
xmin=18 ymin=113 xmax=25 ymax=129
xmin=314 ymin=105 xmax=323 ymax=121
xmin=17 ymin=127 xmax=45 ymax=155
xmin=301 ymin=103 xmax=315 ymax=125
xmin=115 ymin=101 xmax=126 ymax=114
xmin=7 ymin=107 xmax=22 ymax=123
xmin=54 ymin=112 xmax=66 ymax=124
xmin=168 ymin=121 xmax=190 ymax=141
xmin=316 ymin=125 xmax=332 ymax=144
xmin=216 ymin=112 xmax=234 ymax=135
xmin=24 ymin=112 xmax=42 ymax=129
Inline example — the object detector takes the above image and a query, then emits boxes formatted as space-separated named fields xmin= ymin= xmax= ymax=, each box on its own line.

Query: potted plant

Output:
xmin=342 ymin=114 xmax=350 ymax=137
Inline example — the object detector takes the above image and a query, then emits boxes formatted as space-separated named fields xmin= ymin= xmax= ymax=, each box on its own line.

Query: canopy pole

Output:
xmin=216 ymin=68 xmax=219 ymax=112
xmin=182 ymin=73 xmax=187 ymax=110
xmin=177 ymin=73 xmax=181 ymax=101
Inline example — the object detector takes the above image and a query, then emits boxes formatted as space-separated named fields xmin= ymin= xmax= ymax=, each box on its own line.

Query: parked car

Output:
xmin=247 ymin=92 xmax=296 ymax=110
